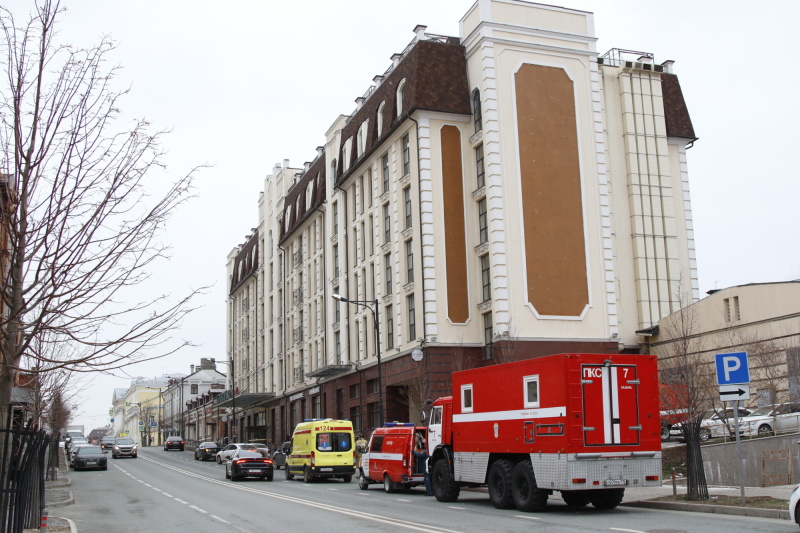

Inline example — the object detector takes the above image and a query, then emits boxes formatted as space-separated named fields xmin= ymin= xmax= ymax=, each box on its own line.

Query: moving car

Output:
xmin=789 ymin=483 xmax=800 ymax=527
xmin=99 ymin=436 xmax=116 ymax=450
xmin=272 ymin=441 xmax=291 ymax=469
xmin=194 ymin=441 xmax=220 ymax=461
xmin=164 ymin=436 xmax=185 ymax=451
xmin=216 ymin=443 xmax=256 ymax=464
xmin=225 ymin=450 xmax=273 ymax=481
xmin=112 ymin=437 xmax=138 ymax=458
xmin=249 ymin=442 xmax=270 ymax=456
xmin=739 ymin=403 xmax=800 ymax=436
xmin=72 ymin=445 xmax=108 ymax=471
xmin=669 ymin=407 xmax=752 ymax=441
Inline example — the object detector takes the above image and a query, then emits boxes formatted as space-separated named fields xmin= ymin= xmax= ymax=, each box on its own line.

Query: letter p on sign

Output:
xmin=715 ymin=352 xmax=750 ymax=385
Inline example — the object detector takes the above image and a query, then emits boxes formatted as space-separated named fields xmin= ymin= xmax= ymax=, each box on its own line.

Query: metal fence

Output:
xmin=0 ymin=408 xmax=51 ymax=533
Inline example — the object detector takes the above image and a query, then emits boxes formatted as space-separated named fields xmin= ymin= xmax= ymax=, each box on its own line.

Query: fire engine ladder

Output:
xmin=761 ymin=449 xmax=791 ymax=487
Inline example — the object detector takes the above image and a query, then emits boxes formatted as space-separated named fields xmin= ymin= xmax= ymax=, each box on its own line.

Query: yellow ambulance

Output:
xmin=285 ymin=418 xmax=355 ymax=483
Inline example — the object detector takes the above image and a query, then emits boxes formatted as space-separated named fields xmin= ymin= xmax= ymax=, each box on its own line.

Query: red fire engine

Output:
xmin=426 ymin=353 xmax=662 ymax=511
xmin=357 ymin=423 xmax=428 ymax=492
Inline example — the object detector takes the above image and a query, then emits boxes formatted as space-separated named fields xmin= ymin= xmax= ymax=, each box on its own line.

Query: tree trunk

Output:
xmin=681 ymin=421 xmax=709 ymax=500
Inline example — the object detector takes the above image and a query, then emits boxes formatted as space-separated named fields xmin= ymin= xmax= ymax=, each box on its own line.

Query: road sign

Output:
xmin=719 ymin=384 xmax=750 ymax=401
xmin=715 ymin=352 xmax=750 ymax=385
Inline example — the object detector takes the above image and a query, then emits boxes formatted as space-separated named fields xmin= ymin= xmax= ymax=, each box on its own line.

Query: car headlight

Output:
xmin=132 ymin=445 xmax=138 ymax=451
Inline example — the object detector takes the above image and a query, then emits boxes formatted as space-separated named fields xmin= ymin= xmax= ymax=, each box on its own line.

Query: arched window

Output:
xmin=396 ymin=79 xmax=406 ymax=116
xmin=342 ymin=138 xmax=352 ymax=171
xmin=472 ymin=88 xmax=482 ymax=132
xmin=357 ymin=120 xmax=369 ymax=157
xmin=330 ymin=158 xmax=337 ymax=181
xmin=377 ymin=101 xmax=385 ymax=137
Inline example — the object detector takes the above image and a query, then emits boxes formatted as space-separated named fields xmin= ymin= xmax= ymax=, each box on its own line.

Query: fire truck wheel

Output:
xmin=511 ymin=461 xmax=547 ymax=512
xmin=589 ymin=488 xmax=624 ymax=509
xmin=487 ymin=459 xmax=515 ymax=509
xmin=561 ymin=490 xmax=590 ymax=508
xmin=432 ymin=458 xmax=460 ymax=502
xmin=384 ymin=474 xmax=399 ymax=493
xmin=358 ymin=473 xmax=370 ymax=490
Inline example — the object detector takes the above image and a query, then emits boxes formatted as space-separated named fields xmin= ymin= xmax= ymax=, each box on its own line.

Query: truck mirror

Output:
xmin=420 ymin=410 xmax=427 ymax=423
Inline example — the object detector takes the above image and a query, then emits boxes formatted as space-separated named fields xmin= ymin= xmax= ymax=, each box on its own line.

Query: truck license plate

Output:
xmin=604 ymin=479 xmax=625 ymax=486
xmin=320 ymin=467 xmax=333 ymax=472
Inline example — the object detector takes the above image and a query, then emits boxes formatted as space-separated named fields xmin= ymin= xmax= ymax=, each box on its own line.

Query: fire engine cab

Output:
xmin=426 ymin=353 xmax=662 ymax=511
xmin=357 ymin=423 xmax=428 ymax=492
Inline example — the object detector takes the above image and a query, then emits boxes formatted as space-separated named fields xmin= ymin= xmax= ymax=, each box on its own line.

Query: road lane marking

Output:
xmin=210 ymin=515 xmax=230 ymax=524
xmin=139 ymin=455 xmax=463 ymax=533
xmin=610 ymin=529 xmax=645 ymax=533
xmin=190 ymin=505 xmax=208 ymax=514
xmin=515 ymin=515 xmax=541 ymax=520
xmin=174 ymin=498 xmax=188 ymax=504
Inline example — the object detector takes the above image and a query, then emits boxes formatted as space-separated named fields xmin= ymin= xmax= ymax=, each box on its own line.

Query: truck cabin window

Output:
xmin=316 ymin=432 xmax=352 ymax=452
xmin=369 ymin=436 xmax=384 ymax=452
xmin=431 ymin=406 xmax=442 ymax=425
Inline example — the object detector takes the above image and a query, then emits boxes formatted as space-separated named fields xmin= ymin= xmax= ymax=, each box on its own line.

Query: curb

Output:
xmin=621 ymin=500 xmax=790 ymax=520
xmin=46 ymin=491 xmax=74 ymax=508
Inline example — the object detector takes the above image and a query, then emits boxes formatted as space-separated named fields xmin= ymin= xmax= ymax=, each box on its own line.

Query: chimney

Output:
xmin=190 ymin=364 xmax=195 ymax=374
xmin=413 ymin=25 xmax=427 ymax=42
xmin=391 ymin=53 xmax=402 ymax=67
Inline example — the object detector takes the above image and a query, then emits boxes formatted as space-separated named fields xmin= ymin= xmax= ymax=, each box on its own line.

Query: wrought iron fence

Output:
xmin=0 ymin=408 xmax=50 ymax=533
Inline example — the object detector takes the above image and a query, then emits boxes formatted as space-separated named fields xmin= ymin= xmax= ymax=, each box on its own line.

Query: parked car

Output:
xmin=739 ymin=403 xmax=800 ymax=436
xmin=112 ymin=437 xmax=138 ymax=458
xmin=272 ymin=441 xmax=291 ymax=469
xmin=248 ymin=442 xmax=270 ymax=456
xmin=72 ymin=445 xmax=108 ymax=471
xmin=789 ymin=483 xmax=800 ymax=527
xmin=164 ymin=436 xmax=185 ymax=451
xmin=66 ymin=436 xmax=87 ymax=453
xmin=669 ymin=407 xmax=752 ymax=441
xmin=225 ymin=449 xmax=273 ymax=481
xmin=99 ymin=436 xmax=116 ymax=450
xmin=69 ymin=444 xmax=92 ymax=467
xmin=194 ymin=441 xmax=220 ymax=461
xmin=216 ymin=443 xmax=256 ymax=464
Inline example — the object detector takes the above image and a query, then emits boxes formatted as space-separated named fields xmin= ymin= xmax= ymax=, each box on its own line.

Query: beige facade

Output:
xmin=646 ymin=281 xmax=800 ymax=409
xmin=111 ymin=377 xmax=167 ymax=443
xmin=226 ymin=0 xmax=699 ymax=443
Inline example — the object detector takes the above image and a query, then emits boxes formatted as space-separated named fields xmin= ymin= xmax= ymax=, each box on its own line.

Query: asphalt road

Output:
xmin=55 ymin=447 xmax=794 ymax=533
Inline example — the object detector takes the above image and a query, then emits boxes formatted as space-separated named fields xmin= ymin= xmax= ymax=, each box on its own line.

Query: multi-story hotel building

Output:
xmin=225 ymin=0 xmax=697 ymax=444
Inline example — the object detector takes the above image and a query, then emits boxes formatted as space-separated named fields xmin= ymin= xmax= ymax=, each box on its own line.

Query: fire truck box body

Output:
xmin=427 ymin=353 xmax=662 ymax=511
xmin=359 ymin=423 xmax=428 ymax=492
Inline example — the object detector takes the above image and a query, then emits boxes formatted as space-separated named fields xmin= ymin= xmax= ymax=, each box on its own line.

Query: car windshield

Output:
xmin=199 ymin=442 xmax=217 ymax=447
xmin=116 ymin=438 xmax=135 ymax=445
xmin=78 ymin=446 xmax=102 ymax=454
xmin=746 ymin=406 xmax=775 ymax=417
xmin=236 ymin=451 xmax=262 ymax=458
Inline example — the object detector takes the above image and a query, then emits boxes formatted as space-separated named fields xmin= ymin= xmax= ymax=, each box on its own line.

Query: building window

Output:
xmin=402 ymin=134 xmax=410 ymax=175
xmin=405 ymin=240 xmax=414 ymax=283
xmin=478 ymin=198 xmax=488 ymax=244
xmin=383 ymin=204 xmax=391 ymax=243
xmin=481 ymin=254 xmax=491 ymax=302
xmin=367 ymin=378 xmax=378 ymax=394
xmin=386 ymin=304 xmax=394 ymax=350
xmin=368 ymin=402 xmax=380 ymax=429
xmin=350 ymin=406 xmax=362 ymax=432
xmin=349 ymin=383 xmax=360 ymax=399
xmin=312 ymin=395 xmax=322 ymax=419
xmin=724 ymin=296 xmax=740 ymax=322
xmin=358 ymin=175 xmax=365 ymax=215
xmin=377 ymin=102 xmax=385 ymax=138
xmin=403 ymin=186 xmax=412 ymax=228
xmin=407 ymin=293 xmax=416 ymax=341
xmin=382 ymin=153 xmax=390 ymax=193
xmin=367 ymin=169 xmax=373 ymax=208
xmin=472 ymin=88 xmax=482 ymax=132
xmin=461 ymin=384 xmax=473 ymax=413
xmin=396 ymin=79 xmax=406 ymax=116
xmin=523 ymin=375 xmax=540 ymax=408
xmin=190 ymin=384 xmax=198 ymax=395
xmin=475 ymin=143 xmax=485 ymax=189
xmin=334 ymin=331 xmax=342 ymax=363
xmin=357 ymin=120 xmax=368 ymax=157
xmin=385 ymin=253 xmax=392 ymax=294
xmin=332 ymin=201 xmax=339 ymax=235
xmin=333 ymin=244 xmax=339 ymax=278
xmin=334 ymin=286 xmax=340 ymax=323
xmin=483 ymin=312 xmax=493 ymax=360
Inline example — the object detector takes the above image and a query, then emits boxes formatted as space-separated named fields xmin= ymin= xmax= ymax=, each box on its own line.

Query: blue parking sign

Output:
xmin=715 ymin=352 xmax=750 ymax=385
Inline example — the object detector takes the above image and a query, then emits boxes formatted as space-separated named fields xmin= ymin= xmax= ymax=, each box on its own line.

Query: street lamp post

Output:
xmin=332 ymin=294 xmax=383 ymax=427
xmin=215 ymin=359 xmax=236 ymax=442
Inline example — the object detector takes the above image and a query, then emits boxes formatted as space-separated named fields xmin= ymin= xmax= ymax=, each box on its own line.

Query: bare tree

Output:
xmin=655 ymin=285 xmax=711 ymax=500
xmin=0 ymin=0 xmax=205 ymax=410
xmin=493 ymin=320 xmax=520 ymax=365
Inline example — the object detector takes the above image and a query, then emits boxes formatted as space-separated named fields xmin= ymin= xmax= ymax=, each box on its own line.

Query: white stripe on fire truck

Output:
xmin=364 ymin=453 xmax=403 ymax=461
xmin=452 ymin=406 xmax=565 ymax=423
xmin=611 ymin=366 xmax=621 ymax=442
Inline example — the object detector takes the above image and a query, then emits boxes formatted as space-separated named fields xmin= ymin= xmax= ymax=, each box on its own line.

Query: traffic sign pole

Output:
xmin=715 ymin=351 xmax=750 ymax=506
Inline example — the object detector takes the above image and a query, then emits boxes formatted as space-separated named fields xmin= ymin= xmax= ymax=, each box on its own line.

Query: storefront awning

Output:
xmin=214 ymin=392 xmax=275 ymax=410
xmin=306 ymin=365 xmax=350 ymax=378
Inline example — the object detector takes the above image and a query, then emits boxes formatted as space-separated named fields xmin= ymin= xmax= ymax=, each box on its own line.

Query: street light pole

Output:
xmin=332 ymin=294 xmax=383 ymax=427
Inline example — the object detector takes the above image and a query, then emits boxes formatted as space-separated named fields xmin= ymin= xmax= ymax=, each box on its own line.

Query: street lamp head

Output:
xmin=332 ymin=293 xmax=347 ymax=302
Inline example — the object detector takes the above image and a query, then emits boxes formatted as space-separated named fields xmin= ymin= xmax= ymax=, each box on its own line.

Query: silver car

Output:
xmin=215 ymin=443 xmax=256 ymax=464
xmin=739 ymin=403 xmax=800 ymax=436
xmin=669 ymin=407 xmax=751 ymax=441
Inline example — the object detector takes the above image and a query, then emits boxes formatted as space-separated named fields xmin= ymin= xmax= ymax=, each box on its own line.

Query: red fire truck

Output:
xmin=426 ymin=353 xmax=662 ymax=511
xmin=357 ymin=423 xmax=428 ymax=492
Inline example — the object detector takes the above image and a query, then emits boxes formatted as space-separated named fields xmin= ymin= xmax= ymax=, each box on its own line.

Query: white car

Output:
xmin=215 ymin=443 xmax=256 ymax=464
xmin=789 ymin=483 xmax=800 ymax=527
xmin=739 ymin=403 xmax=800 ymax=437
xmin=669 ymin=407 xmax=751 ymax=441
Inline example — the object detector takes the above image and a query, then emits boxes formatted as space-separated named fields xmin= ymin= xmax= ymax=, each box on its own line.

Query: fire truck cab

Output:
xmin=357 ymin=423 xmax=428 ymax=492
xmin=427 ymin=353 xmax=662 ymax=512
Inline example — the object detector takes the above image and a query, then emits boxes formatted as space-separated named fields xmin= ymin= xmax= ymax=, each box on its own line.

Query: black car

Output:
xmin=225 ymin=450 xmax=274 ymax=481
xmin=194 ymin=441 xmax=220 ymax=461
xmin=164 ymin=436 xmax=185 ymax=451
xmin=72 ymin=445 xmax=108 ymax=471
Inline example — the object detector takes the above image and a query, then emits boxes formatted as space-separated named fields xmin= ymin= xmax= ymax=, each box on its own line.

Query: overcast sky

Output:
xmin=6 ymin=0 xmax=798 ymax=432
